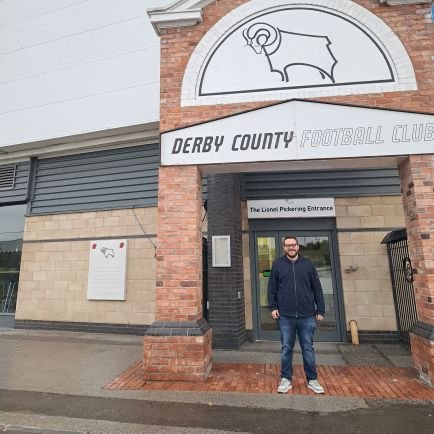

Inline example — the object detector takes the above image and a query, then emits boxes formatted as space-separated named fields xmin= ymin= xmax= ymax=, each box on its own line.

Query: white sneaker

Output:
xmin=277 ymin=378 xmax=292 ymax=393
xmin=307 ymin=379 xmax=324 ymax=394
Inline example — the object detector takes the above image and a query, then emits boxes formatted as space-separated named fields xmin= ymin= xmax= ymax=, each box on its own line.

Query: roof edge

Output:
xmin=147 ymin=0 xmax=215 ymax=35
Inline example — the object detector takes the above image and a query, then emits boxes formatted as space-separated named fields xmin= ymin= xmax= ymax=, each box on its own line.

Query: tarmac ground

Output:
xmin=0 ymin=329 xmax=432 ymax=433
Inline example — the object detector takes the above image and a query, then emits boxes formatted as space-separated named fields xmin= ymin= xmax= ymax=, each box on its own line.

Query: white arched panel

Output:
xmin=182 ymin=0 xmax=417 ymax=106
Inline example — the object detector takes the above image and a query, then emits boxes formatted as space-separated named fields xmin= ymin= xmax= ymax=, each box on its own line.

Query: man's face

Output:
xmin=283 ymin=238 xmax=299 ymax=259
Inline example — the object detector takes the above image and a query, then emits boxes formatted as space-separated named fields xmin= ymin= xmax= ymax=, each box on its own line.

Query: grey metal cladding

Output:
xmin=0 ymin=161 xmax=30 ymax=205
xmin=30 ymin=144 xmax=159 ymax=214
xmin=241 ymin=168 xmax=401 ymax=199
xmin=202 ymin=176 xmax=207 ymax=200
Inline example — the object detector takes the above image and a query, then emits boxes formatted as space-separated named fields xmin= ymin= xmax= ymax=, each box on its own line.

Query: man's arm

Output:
xmin=311 ymin=264 xmax=325 ymax=317
xmin=268 ymin=262 xmax=279 ymax=318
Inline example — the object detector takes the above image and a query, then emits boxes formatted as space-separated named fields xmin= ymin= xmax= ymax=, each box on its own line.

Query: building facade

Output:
xmin=0 ymin=0 xmax=433 ymax=385
xmin=145 ymin=0 xmax=434 ymax=384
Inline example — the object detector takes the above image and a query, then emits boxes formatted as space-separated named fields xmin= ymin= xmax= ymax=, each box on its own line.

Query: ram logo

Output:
xmin=243 ymin=23 xmax=337 ymax=84
xmin=101 ymin=247 xmax=114 ymax=258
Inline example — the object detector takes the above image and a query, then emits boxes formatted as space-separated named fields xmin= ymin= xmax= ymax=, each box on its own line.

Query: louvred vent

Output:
xmin=0 ymin=165 xmax=16 ymax=190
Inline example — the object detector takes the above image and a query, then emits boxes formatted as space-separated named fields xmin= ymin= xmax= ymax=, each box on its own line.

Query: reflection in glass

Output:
xmin=0 ymin=204 xmax=26 ymax=314
xmin=257 ymin=237 xmax=279 ymax=332
xmin=298 ymin=236 xmax=336 ymax=331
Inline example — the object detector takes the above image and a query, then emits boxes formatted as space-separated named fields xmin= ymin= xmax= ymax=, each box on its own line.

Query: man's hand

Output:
xmin=271 ymin=309 xmax=280 ymax=319
xmin=316 ymin=314 xmax=324 ymax=321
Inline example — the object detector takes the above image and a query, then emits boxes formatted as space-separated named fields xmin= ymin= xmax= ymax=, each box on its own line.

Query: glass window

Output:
xmin=256 ymin=236 xmax=278 ymax=333
xmin=0 ymin=204 xmax=26 ymax=314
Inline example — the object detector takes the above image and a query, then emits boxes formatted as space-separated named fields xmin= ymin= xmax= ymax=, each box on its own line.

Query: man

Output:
xmin=268 ymin=235 xmax=325 ymax=394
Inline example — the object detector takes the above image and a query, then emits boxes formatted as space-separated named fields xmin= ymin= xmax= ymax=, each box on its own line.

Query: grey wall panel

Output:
xmin=202 ymin=176 xmax=207 ymax=200
xmin=30 ymin=144 xmax=159 ymax=214
xmin=0 ymin=161 xmax=30 ymax=205
xmin=241 ymin=168 xmax=401 ymax=199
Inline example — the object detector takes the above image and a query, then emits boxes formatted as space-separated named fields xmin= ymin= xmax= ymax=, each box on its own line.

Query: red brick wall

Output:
xmin=145 ymin=165 xmax=212 ymax=382
xmin=409 ymin=333 xmax=434 ymax=386
xmin=160 ymin=0 xmax=434 ymax=132
xmin=399 ymin=155 xmax=434 ymax=325
xmin=155 ymin=165 xmax=203 ymax=322
xmin=399 ymin=154 xmax=434 ymax=385
xmin=143 ymin=330 xmax=212 ymax=381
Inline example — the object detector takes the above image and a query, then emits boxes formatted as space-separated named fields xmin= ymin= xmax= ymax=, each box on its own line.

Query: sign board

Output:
xmin=161 ymin=100 xmax=434 ymax=166
xmin=87 ymin=239 xmax=127 ymax=300
xmin=247 ymin=198 xmax=335 ymax=219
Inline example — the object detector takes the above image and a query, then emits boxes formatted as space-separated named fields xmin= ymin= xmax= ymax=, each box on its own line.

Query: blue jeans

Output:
xmin=279 ymin=315 xmax=318 ymax=381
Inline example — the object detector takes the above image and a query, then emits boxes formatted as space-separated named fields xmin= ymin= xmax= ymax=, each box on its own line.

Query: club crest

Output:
xmin=242 ymin=23 xmax=337 ymax=84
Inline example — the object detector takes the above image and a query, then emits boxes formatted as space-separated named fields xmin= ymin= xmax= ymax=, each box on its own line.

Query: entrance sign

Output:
xmin=161 ymin=100 xmax=434 ymax=166
xmin=87 ymin=239 xmax=127 ymax=300
xmin=248 ymin=198 xmax=336 ymax=219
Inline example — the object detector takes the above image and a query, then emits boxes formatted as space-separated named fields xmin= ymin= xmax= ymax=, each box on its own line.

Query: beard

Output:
xmin=286 ymin=250 xmax=298 ymax=259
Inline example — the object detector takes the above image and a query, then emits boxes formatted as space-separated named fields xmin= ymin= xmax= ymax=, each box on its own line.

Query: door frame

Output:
xmin=249 ymin=218 xmax=346 ymax=342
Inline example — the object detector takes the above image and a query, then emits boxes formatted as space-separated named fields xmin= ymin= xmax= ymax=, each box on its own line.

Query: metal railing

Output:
xmin=382 ymin=229 xmax=418 ymax=349
xmin=1 ymin=281 xmax=17 ymax=313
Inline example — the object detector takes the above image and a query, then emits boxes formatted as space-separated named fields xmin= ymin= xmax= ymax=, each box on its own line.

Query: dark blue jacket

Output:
xmin=268 ymin=255 xmax=325 ymax=317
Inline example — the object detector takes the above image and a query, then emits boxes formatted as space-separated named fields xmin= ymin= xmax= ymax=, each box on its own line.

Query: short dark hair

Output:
xmin=283 ymin=235 xmax=298 ymax=245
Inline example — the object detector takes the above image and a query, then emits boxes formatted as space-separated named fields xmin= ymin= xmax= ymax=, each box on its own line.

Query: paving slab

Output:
xmin=0 ymin=330 xmax=142 ymax=396
xmin=105 ymin=360 xmax=434 ymax=400
xmin=0 ymin=329 xmax=419 ymax=404
xmin=337 ymin=344 xmax=393 ymax=366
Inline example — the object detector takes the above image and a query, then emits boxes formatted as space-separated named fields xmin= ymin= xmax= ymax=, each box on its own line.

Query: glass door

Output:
xmin=255 ymin=233 xmax=278 ymax=337
xmin=253 ymin=227 xmax=343 ymax=341
xmin=0 ymin=204 xmax=26 ymax=327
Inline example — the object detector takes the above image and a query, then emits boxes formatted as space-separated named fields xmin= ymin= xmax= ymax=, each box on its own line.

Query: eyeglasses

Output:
xmin=284 ymin=243 xmax=298 ymax=248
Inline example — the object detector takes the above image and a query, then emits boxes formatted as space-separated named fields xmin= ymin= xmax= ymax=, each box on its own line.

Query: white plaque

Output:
xmin=212 ymin=235 xmax=231 ymax=267
xmin=87 ymin=239 xmax=127 ymax=300
xmin=247 ymin=198 xmax=335 ymax=219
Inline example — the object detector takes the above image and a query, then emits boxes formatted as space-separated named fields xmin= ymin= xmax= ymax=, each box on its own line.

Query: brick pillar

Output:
xmin=207 ymin=173 xmax=246 ymax=349
xmin=399 ymin=155 xmax=434 ymax=387
xmin=143 ymin=165 xmax=212 ymax=382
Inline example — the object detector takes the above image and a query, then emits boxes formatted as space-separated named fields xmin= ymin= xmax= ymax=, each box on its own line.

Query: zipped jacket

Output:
xmin=268 ymin=255 xmax=325 ymax=317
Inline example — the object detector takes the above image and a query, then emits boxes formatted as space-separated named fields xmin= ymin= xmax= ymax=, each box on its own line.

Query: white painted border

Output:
xmin=181 ymin=0 xmax=417 ymax=106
